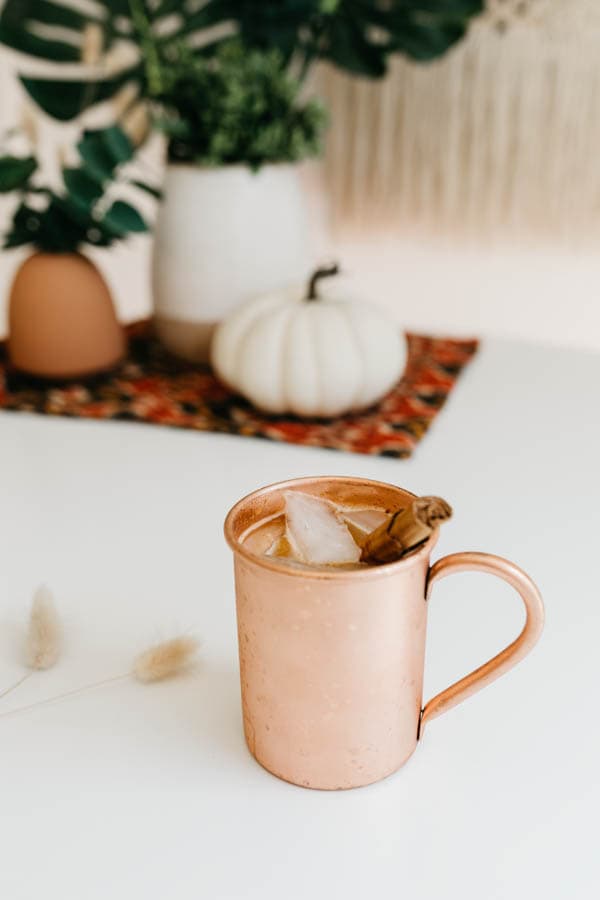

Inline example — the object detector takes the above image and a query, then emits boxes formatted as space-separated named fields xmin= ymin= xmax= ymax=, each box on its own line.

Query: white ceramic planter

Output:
xmin=152 ymin=163 xmax=312 ymax=363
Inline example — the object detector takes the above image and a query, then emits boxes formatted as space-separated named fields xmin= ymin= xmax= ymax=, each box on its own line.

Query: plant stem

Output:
xmin=128 ymin=0 xmax=164 ymax=97
xmin=307 ymin=263 xmax=339 ymax=300
xmin=297 ymin=46 xmax=317 ymax=85
xmin=0 ymin=674 xmax=130 ymax=720
xmin=297 ymin=16 xmax=327 ymax=85
xmin=0 ymin=671 xmax=32 ymax=701
xmin=297 ymin=52 xmax=311 ymax=85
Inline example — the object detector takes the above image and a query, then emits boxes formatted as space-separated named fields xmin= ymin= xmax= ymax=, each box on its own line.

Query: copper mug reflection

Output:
xmin=224 ymin=477 xmax=544 ymax=790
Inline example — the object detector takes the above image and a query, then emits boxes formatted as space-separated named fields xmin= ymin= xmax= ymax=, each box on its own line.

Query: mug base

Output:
xmin=247 ymin=741 xmax=418 ymax=791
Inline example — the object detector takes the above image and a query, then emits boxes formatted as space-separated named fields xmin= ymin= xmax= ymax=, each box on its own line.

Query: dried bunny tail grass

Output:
xmin=27 ymin=586 xmax=61 ymax=670
xmin=132 ymin=637 xmax=200 ymax=684
xmin=0 ymin=634 xmax=201 ymax=720
xmin=0 ymin=585 xmax=62 ymax=702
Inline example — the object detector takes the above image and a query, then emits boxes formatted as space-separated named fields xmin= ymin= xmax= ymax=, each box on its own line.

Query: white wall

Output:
xmin=337 ymin=236 xmax=600 ymax=352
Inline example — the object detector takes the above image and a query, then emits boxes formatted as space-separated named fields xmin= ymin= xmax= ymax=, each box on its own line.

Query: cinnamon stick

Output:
xmin=360 ymin=496 xmax=452 ymax=565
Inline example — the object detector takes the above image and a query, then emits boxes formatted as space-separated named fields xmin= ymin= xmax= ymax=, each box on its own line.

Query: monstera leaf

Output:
xmin=381 ymin=1 xmax=485 ymax=61
xmin=102 ymin=200 xmax=148 ymax=235
xmin=0 ymin=155 xmax=37 ymax=192
xmin=231 ymin=1 xmax=485 ymax=73
xmin=0 ymin=0 xmax=106 ymax=62
xmin=215 ymin=0 xmax=322 ymax=62
xmin=2 ymin=125 xmax=153 ymax=253
xmin=20 ymin=66 xmax=142 ymax=122
xmin=316 ymin=1 xmax=485 ymax=73
xmin=0 ymin=0 xmax=484 ymax=121
xmin=0 ymin=0 xmax=141 ymax=118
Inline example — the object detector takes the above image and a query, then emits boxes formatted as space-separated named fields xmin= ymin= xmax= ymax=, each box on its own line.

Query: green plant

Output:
xmin=0 ymin=125 xmax=154 ymax=253
xmin=0 ymin=2 xmax=484 ymax=122
xmin=155 ymin=42 xmax=326 ymax=167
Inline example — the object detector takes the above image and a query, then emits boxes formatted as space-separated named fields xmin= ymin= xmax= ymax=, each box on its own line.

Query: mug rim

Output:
xmin=223 ymin=475 xmax=438 ymax=581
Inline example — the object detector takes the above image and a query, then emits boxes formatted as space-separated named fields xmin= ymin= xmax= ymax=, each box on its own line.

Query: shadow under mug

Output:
xmin=224 ymin=476 xmax=544 ymax=790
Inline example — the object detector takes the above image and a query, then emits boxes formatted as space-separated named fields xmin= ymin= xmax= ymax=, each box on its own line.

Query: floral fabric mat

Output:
xmin=0 ymin=322 xmax=478 ymax=458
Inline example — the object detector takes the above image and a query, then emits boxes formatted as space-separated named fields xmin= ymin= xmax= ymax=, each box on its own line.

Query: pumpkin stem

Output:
xmin=306 ymin=263 xmax=339 ymax=300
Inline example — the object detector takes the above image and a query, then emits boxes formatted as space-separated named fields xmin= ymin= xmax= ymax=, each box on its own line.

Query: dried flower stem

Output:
xmin=0 ymin=636 xmax=200 ymax=720
xmin=0 ymin=671 xmax=33 ymax=701
xmin=0 ymin=674 xmax=128 ymax=720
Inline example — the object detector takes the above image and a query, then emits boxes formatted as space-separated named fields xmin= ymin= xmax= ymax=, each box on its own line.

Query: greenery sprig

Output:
xmin=154 ymin=42 xmax=327 ymax=168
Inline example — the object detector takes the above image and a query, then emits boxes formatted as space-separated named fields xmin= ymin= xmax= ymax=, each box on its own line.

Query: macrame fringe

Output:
xmin=319 ymin=0 xmax=600 ymax=247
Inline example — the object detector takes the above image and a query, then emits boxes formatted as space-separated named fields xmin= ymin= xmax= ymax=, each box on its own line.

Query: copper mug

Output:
xmin=224 ymin=477 xmax=544 ymax=790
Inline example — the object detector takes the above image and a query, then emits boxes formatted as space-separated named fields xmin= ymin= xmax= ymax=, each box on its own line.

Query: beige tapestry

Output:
xmin=320 ymin=0 xmax=600 ymax=246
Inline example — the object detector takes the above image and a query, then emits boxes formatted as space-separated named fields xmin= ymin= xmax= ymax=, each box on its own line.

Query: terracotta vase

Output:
xmin=8 ymin=252 xmax=125 ymax=379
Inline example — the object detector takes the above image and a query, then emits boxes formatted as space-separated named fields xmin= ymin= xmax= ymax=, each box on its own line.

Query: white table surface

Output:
xmin=0 ymin=338 xmax=598 ymax=900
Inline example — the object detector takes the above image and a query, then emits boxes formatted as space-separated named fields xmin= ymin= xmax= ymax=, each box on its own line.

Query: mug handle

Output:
xmin=418 ymin=552 xmax=544 ymax=738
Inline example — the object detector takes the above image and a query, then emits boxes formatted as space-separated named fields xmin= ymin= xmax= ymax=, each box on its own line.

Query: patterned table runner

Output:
xmin=0 ymin=322 xmax=478 ymax=458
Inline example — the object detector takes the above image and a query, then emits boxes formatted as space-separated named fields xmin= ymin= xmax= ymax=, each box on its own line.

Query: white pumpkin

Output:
xmin=211 ymin=265 xmax=406 ymax=417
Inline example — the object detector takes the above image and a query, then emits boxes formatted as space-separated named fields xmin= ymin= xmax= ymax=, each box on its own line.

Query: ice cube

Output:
xmin=264 ymin=534 xmax=293 ymax=558
xmin=284 ymin=491 xmax=361 ymax=566
xmin=340 ymin=508 xmax=389 ymax=548
xmin=243 ymin=514 xmax=286 ymax=557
